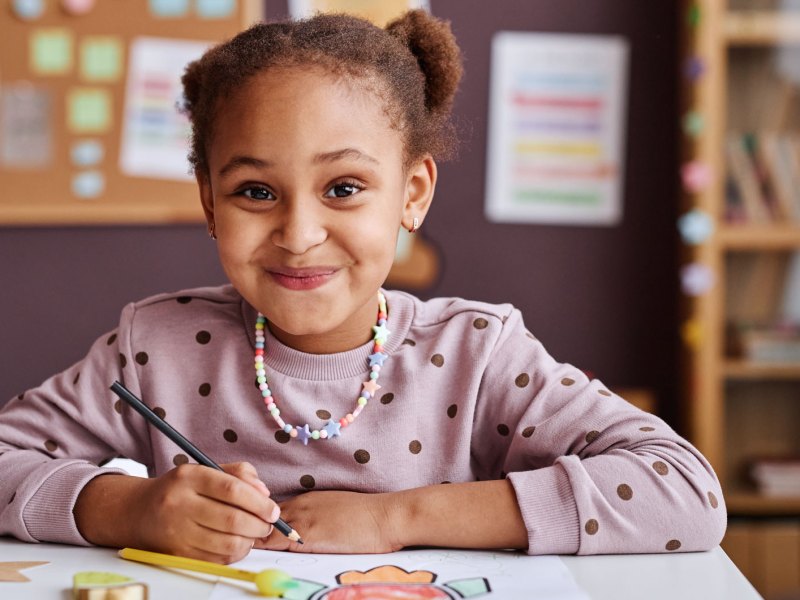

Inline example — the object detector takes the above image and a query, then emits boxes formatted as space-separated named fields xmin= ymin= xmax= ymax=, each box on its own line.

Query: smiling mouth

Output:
xmin=267 ymin=267 xmax=339 ymax=291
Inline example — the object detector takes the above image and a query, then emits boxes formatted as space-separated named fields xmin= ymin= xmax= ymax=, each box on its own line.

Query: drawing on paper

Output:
xmin=284 ymin=564 xmax=491 ymax=600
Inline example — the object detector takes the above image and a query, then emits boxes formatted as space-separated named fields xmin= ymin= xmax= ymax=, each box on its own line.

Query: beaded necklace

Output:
xmin=254 ymin=293 xmax=389 ymax=445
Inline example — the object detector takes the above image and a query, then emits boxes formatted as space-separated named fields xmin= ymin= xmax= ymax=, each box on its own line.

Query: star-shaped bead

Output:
xmin=324 ymin=419 xmax=342 ymax=439
xmin=362 ymin=379 xmax=381 ymax=395
xmin=296 ymin=424 xmax=311 ymax=445
xmin=372 ymin=323 xmax=391 ymax=345
xmin=368 ymin=352 xmax=388 ymax=367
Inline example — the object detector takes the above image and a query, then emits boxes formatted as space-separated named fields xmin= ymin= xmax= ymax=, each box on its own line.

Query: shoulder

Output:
xmin=129 ymin=283 xmax=241 ymax=312
xmin=386 ymin=289 xmax=516 ymax=329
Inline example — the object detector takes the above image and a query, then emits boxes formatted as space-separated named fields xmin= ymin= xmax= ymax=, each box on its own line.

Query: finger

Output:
xmin=191 ymin=497 xmax=274 ymax=539
xmin=221 ymin=463 xmax=271 ymax=498
xmin=194 ymin=470 xmax=278 ymax=524
xmin=187 ymin=525 xmax=255 ymax=564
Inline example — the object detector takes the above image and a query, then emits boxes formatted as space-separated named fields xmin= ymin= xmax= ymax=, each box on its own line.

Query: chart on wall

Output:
xmin=485 ymin=32 xmax=629 ymax=226
xmin=0 ymin=0 xmax=262 ymax=225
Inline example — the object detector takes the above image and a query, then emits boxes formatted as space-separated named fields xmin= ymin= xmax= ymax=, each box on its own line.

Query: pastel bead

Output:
xmin=340 ymin=418 xmax=348 ymax=427
xmin=270 ymin=407 xmax=280 ymax=416
xmin=346 ymin=414 xmax=354 ymax=423
xmin=289 ymin=429 xmax=298 ymax=438
xmin=353 ymin=406 xmax=363 ymax=417
xmin=283 ymin=424 xmax=292 ymax=433
xmin=261 ymin=390 xmax=270 ymax=398
xmin=311 ymin=430 xmax=320 ymax=439
xmin=320 ymin=430 xmax=328 ymax=439
xmin=357 ymin=397 xmax=367 ymax=406
xmin=275 ymin=417 xmax=285 ymax=428
xmin=266 ymin=402 xmax=276 ymax=411
xmin=369 ymin=372 xmax=378 ymax=380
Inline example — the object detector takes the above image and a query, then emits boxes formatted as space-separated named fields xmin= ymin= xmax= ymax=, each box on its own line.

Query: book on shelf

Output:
xmin=750 ymin=456 xmax=800 ymax=497
xmin=737 ymin=325 xmax=800 ymax=363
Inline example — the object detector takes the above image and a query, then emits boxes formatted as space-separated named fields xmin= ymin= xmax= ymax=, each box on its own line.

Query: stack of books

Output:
xmin=736 ymin=323 xmax=800 ymax=363
xmin=750 ymin=457 xmax=800 ymax=497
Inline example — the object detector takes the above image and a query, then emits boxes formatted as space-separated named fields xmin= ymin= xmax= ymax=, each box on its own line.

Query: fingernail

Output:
xmin=270 ymin=504 xmax=281 ymax=522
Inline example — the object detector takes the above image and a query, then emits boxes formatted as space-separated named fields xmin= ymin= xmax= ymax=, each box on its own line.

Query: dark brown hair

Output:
xmin=181 ymin=9 xmax=463 ymax=174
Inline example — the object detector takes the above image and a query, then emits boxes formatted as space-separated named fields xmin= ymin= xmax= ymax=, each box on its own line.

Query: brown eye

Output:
xmin=324 ymin=182 xmax=362 ymax=199
xmin=242 ymin=187 xmax=274 ymax=201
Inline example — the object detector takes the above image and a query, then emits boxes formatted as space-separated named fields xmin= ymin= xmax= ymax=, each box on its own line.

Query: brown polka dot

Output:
xmin=561 ymin=377 xmax=575 ymax=386
xmin=135 ymin=352 xmax=149 ymax=366
xmin=119 ymin=353 xmax=127 ymax=368
xmin=173 ymin=454 xmax=189 ymax=466
xmin=515 ymin=373 xmax=530 ymax=388
xmin=380 ymin=393 xmax=394 ymax=405
xmin=354 ymin=449 xmax=370 ymax=464
xmin=522 ymin=426 xmax=536 ymax=438
xmin=409 ymin=440 xmax=422 ymax=454
xmin=708 ymin=491 xmax=719 ymax=508
xmin=447 ymin=404 xmax=458 ymax=418
xmin=196 ymin=330 xmax=211 ymax=344
xmin=316 ymin=409 xmax=332 ymax=420
xmin=275 ymin=430 xmax=290 ymax=444
xmin=223 ymin=429 xmax=238 ymax=443
xmin=73 ymin=372 xmax=80 ymax=385
xmin=44 ymin=440 xmax=58 ymax=452
xmin=441 ymin=480 xmax=451 ymax=484
xmin=598 ymin=389 xmax=612 ymax=397
xmin=198 ymin=383 xmax=211 ymax=397
xmin=640 ymin=426 xmax=655 ymax=432
xmin=176 ymin=296 xmax=192 ymax=304
xmin=16 ymin=393 xmax=24 ymax=401
xmin=402 ymin=339 xmax=416 ymax=346
xmin=652 ymin=461 xmax=669 ymax=476
xmin=152 ymin=407 xmax=165 ymax=420
xmin=114 ymin=399 xmax=124 ymax=414
xmin=585 ymin=519 xmax=599 ymax=535
xmin=473 ymin=318 xmax=489 ymax=329
xmin=300 ymin=475 xmax=315 ymax=489
xmin=431 ymin=354 xmax=445 ymax=367
xmin=585 ymin=430 xmax=600 ymax=444
xmin=666 ymin=539 xmax=682 ymax=551
xmin=617 ymin=484 xmax=633 ymax=500
xmin=8 ymin=491 xmax=15 ymax=504
xmin=106 ymin=333 xmax=117 ymax=345
xmin=497 ymin=424 xmax=510 ymax=436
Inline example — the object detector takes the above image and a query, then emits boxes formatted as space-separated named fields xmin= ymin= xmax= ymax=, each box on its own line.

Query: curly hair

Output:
xmin=181 ymin=9 xmax=463 ymax=174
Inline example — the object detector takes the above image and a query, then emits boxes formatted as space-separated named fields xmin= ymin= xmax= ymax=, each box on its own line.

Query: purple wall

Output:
xmin=0 ymin=1 xmax=680 ymax=427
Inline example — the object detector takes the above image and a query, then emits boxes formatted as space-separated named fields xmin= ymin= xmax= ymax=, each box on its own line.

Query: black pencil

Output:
xmin=110 ymin=381 xmax=303 ymax=544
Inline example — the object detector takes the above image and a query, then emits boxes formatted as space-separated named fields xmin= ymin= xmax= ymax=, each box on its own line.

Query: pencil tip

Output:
xmin=297 ymin=538 xmax=304 ymax=544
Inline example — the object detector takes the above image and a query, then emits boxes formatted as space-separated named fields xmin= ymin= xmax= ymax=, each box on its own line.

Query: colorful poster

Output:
xmin=288 ymin=0 xmax=429 ymax=25
xmin=485 ymin=32 xmax=629 ymax=226
xmin=119 ymin=37 xmax=211 ymax=181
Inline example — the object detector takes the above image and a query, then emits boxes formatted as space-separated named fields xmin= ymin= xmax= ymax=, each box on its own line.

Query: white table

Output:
xmin=0 ymin=538 xmax=762 ymax=599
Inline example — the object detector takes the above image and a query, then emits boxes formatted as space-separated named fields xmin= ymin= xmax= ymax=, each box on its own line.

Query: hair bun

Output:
xmin=386 ymin=9 xmax=463 ymax=116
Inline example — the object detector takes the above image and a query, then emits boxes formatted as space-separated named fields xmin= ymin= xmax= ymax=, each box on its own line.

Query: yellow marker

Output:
xmin=118 ymin=548 xmax=295 ymax=597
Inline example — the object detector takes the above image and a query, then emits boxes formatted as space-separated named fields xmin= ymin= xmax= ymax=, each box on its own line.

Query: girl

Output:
xmin=0 ymin=10 xmax=725 ymax=565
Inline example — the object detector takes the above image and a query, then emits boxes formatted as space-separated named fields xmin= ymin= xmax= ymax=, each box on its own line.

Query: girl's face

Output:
xmin=198 ymin=67 xmax=435 ymax=353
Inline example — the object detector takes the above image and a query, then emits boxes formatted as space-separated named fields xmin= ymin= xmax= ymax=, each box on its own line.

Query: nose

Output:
xmin=270 ymin=197 xmax=327 ymax=255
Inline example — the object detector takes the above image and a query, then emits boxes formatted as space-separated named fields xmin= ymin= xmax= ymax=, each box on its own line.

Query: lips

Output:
xmin=267 ymin=266 xmax=340 ymax=291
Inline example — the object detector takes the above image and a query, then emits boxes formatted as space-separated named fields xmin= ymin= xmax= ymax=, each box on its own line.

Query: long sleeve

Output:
xmin=471 ymin=308 xmax=727 ymax=555
xmin=0 ymin=302 xmax=151 ymax=545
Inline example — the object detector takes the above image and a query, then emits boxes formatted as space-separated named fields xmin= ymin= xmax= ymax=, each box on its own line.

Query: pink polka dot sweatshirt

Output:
xmin=0 ymin=285 xmax=726 ymax=554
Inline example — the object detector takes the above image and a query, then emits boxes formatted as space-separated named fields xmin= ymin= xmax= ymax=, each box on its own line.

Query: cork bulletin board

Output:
xmin=0 ymin=0 xmax=262 ymax=225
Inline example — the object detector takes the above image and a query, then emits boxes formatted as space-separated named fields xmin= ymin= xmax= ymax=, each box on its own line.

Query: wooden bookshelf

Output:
xmin=726 ymin=11 xmax=800 ymax=45
xmin=719 ymin=225 xmax=800 ymax=249
xmin=724 ymin=359 xmax=800 ymax=380
xmin=727 ymin=488 xmax=800 ymax=515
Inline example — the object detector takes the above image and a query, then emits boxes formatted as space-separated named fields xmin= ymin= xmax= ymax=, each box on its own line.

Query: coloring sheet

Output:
xmin=210 ymin=548 xmax=590 ymax=599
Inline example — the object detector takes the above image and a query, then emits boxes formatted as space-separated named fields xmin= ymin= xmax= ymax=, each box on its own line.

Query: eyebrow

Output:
xmin=218 ymin=156 xmax=272 ymax=178
xmin=218 ymin=147 xmax=380 ymax=179
xmin=313 ymin=148 xmax=380 ymax=166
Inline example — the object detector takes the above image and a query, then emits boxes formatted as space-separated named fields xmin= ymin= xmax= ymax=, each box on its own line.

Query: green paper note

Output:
xmin=67 ymin=88 xmax=111 ymax=133
xmin=81 ymin=36 xmax=123 ymax=82
xmin=30 ymin=28 xmax=73 ymax=75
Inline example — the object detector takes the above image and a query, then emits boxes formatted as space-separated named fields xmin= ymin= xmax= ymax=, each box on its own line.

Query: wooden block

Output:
xmin=73 ymin=572 xmax=148 ymax=600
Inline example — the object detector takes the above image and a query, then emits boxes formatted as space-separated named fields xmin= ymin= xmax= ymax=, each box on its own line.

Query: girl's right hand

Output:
xmin=75 ymin=461 xmax=279 ymax=564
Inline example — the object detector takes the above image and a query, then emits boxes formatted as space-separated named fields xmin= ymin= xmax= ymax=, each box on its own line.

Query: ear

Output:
xmin=196 ymin=170 xmax=215 ymax=231
xmin=402 ymin=155 xmax=437 ymax=230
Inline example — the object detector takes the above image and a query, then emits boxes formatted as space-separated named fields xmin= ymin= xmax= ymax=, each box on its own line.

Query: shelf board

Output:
xmin=724 ymin=360 xmax=800 ymax=380
xmin=727 ymin=488 xmax=800 ymax=515
xmin=726 ymin=11 xmax=800 ymax=45
xmin=718 ymin=225 xmax=800 ymax=249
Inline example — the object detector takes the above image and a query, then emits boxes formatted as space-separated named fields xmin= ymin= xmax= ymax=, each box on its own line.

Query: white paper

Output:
xmin=485 ymin=32 xmax=629 ymax=226
xmin=210 ymin=548 xmax=590 ymax=599
xmin=119 ymin=37 xmax=211 ymax=181
xmin=287 ymin=0 xmax=429 ymax=23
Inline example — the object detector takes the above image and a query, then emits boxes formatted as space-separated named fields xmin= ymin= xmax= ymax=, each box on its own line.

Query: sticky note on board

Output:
xmin=196 ymin=0 xmax=235 ymax=18
xmin=30 ymin=28 xmax=73 ymax=75
xmin=61 ymin=0 xmax=97 ymax=15
xmin=12 ymin=0 xmax=46 ymax=21
xmin=148 ymin=0 xmax=189 ymax=17
xmin=0 ymin=85 xmax=52 ymax=168
xmin=71 ymin=171 xmax=105 ymax=198
xmin=67 ymin=88 xmax=112 ymax=133
xmin=80 ymin=36 xmax=123 ymax=82
xmin=70 ymin=139 xmax=104 ymax=166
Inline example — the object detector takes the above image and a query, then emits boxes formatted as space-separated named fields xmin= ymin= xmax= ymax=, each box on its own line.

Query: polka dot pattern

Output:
xmin=431 ymin=354 xmax=445 ymax=367
xmin=275 ymin=430 xmax=290 ymax=444
xmin=447 ymin=404 xmax=458 ymax=418
xmin=354 ymin=449 xmax=370 ymax=464
xmin=402 ymin=339 xmax=416 ymax=346
xmin=652 ymin=461 xmax=669 ymax=476
xmin=73 ymin=372 xmax=80 ymax=385
xmin=198 ymin=383 xmax=211 ymax=397
xmin=640 ymin=426 xmax=655 ymax=432
xmin=497 ymin=424 xmax=510 ymax=436
xmin=153 ymin=407 xmax=166 ymax=420
xmin=135 ymin=352 xmax=149 ymax=366
xmin=44 ymin=440 xmax=58 ymax=452
xmin=16 ymin=393 xmax=24 ymax=401
xmin=473 ymin=318 xmax=488 ymax=329
xmin=300 ymin=475 xmax=315 ymax=489
xmin=598 ymin=389 xmax=612 ymax=397
xmin=173 ymin=454 xmax=189 ymax=466
xmin=119 ymin=353 xmax=127 ymax=369
xmin=316 ymin=409 xmax=331 ymax=420
xmin=223 ymin=429 xmax=238 ymax=443
xmin=113 ymin=400 xmax=124 ymax=414
xmin=409 ymin=440 xmax=422 ymax=454
xmin=196 ymin=330 xmax=211 ymax=344
xmin=106 ymin=333 xmax=117 ymax=345
xmin=585 ymin=430 xmax=600 ymax=444
xmin=380 ymin=393 xmax=394 ymax=405
xmin=585 ymin=519 xmax=599 ymax=535
xmin=666 ymin=539 xmax=682 ymax=551
xmin=561 ymin=377 xmax=575 ymax=386
xmin=521 ymin=426 xmax=535 ymax=438
xmin=617 ymin=484 xmax=633 ymax=500
xmin=708 ymin=491 xmax=719 ymax=508
xmin=515 ymin=373 xmax=530 ymax=388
